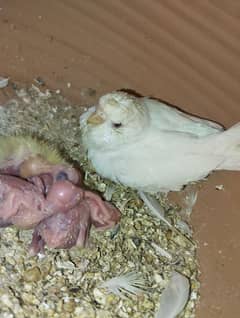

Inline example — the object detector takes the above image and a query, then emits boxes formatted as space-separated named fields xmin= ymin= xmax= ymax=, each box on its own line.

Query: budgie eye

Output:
xmin=112 ymin=122 xmax=122 ymax=128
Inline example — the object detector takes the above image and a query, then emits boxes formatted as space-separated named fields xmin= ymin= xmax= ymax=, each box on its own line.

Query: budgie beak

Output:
xmin=87 ymin=112 xmax=105 ymax=125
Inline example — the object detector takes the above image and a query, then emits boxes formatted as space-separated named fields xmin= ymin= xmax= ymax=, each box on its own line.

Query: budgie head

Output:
xmin=81 ymin=91 xmax=150 ymax=150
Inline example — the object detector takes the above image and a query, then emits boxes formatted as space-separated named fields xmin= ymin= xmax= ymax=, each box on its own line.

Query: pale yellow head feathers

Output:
xmin=0 ymin=135 xmax=66 ymax=167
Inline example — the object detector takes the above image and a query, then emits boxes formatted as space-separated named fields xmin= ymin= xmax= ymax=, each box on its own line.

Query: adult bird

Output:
xmin=80 ymin=91 xmax=240 ymax=193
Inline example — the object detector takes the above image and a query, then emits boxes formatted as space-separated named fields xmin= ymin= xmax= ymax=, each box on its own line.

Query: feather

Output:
xmin=151 ymin=242 xmax=172 ymax=260
xmin=155 ymin=271 xmax=190 ymax=318
xmin=176 ymin=220 xmax=192 ymax=236
xmin=139 ymin=192 xmax=194 ymax=246
xmin=182 ymin=189 xmax=198 ymax=216
xmin=138 ymin=191 xmax=172 ymax=228
xmin=99 ymin=272 xmax=146 ymax=298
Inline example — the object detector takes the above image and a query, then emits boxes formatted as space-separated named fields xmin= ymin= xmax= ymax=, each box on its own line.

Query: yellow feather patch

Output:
xmin=0 ymin=135 xmax=66 ymax=166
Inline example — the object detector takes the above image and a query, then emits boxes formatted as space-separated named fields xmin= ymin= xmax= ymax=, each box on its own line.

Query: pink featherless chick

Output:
xmin=0 ymin=136 xmax=120 ymax=254
xmin=29 ymin=182 xmax=120 ymax=255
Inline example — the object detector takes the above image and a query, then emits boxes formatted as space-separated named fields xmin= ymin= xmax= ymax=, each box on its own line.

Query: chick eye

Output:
xmin=56 ymin=171 xmax=68 ymax=181
xmin=112 ymin=122 xmax=122 ymax=128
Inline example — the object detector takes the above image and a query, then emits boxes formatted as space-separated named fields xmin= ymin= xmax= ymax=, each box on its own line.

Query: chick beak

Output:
xmin=87 ymin=112 xmax=105 ymax=125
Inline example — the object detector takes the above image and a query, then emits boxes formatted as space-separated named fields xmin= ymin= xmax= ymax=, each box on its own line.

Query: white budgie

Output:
xmin=80 ymin=91 xmax=240 ymax=193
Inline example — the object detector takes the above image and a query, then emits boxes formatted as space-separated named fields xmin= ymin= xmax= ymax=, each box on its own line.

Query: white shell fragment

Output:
xmin=138 ymin=191 xmax=172 ymax=228
xmin=215 ymin=184 xmax=224 ymax=190
xmin=155 ymin=271 xmax=190 ymax=318
xmin=99 ymin=272 xmax=146 ymax=298
xmin=0 ymin=77 xmax=9 ymax=88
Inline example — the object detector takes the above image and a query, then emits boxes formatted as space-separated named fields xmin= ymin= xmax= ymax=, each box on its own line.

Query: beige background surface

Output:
xmin=1 ymin=1 xmax=240 ymax=317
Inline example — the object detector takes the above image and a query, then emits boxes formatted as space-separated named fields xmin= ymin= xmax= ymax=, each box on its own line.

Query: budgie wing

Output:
xmin=143 ymin=97 xmax=224 ymax=137
xmin=112 ymin=131 xmax=224 ymax=192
